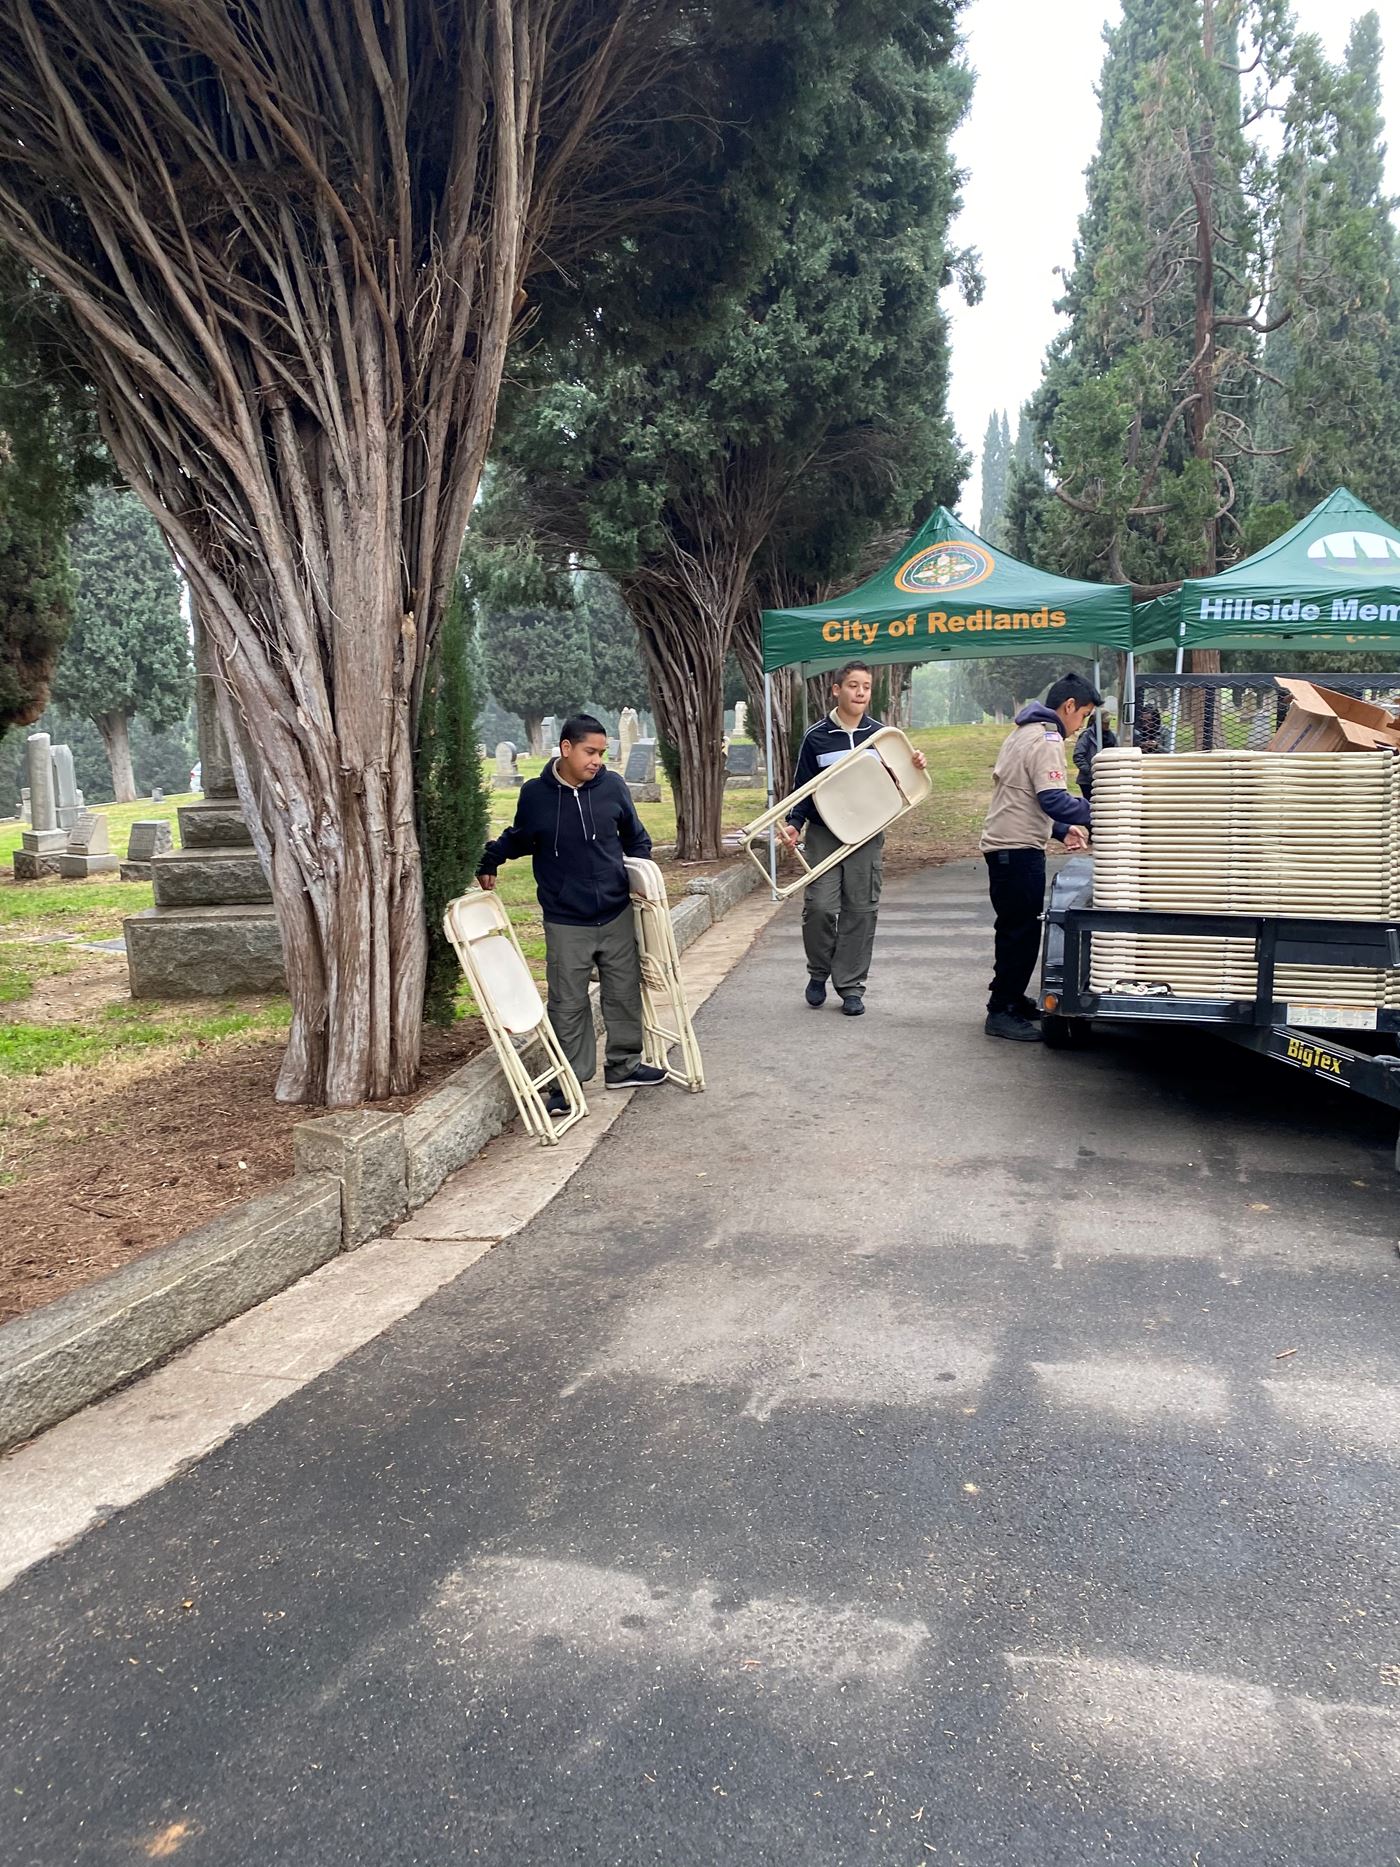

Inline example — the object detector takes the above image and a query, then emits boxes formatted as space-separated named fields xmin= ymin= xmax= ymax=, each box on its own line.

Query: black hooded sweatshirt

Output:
xmin=476 ymin=761 xmax=652 ymax=926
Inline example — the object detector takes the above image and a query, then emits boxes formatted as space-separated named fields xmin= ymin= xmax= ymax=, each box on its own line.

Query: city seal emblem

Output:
xmin=894 ymin=539 xmax=994 ymax=595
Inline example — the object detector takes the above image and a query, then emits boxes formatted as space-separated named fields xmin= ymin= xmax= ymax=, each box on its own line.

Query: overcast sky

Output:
xmin=945 ymin=0 xmax=1400 ymax=520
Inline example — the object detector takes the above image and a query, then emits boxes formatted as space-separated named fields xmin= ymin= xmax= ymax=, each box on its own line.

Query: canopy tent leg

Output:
xmin=1124 ymin=653 xmax=1136 ymax=737
xmin=763 ymin=672 xmax=778 ymax=898
xmin=1166 ymin=623 xmax=1186 ymax=753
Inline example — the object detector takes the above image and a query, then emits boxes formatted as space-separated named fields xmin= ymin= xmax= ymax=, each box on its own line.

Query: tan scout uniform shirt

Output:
xmin=979 ymin=719 xmax=1070 ymax=853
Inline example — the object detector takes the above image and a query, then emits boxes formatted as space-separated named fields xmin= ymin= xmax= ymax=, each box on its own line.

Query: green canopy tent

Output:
xmin=758 ymin=504 xmax=1134 ymax=803
xmin=1133 ymin=487 xmax=1400 ymax=661
xmin=761 ymin=505 xmax=1135 ymax=674
xmin=755 ymin=507 xmax=1135 ymax=884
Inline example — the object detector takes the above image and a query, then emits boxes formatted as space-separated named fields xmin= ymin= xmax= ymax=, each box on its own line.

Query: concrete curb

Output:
xmin=0 ymin=858 xmax=767 ymax=1453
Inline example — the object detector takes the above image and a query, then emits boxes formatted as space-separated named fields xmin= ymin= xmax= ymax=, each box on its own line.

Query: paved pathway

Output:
xmin=3 ymin=861 xmax=1399 ymax=1865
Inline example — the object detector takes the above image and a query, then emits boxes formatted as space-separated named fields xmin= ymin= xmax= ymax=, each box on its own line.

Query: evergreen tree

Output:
xmin=1255 ymin=14 xmax=1400 ymax=517
xmin=489 ymin=1 xmax=973 ymax=857
xmin=478 ymin=603 xmax=593 ymax=756
xmin=0 ymin=269 xmax=101 ymax=733
xmin=574 ymin=573 xmax=647 ymax=717
xmin=415 ymin=580 xmax=490 ymax=1028
xmin=978 ymin=410 xmax=1012 ymax=544
xmin=1030 ymin=0 xmax=1293 ymax=594
xmin=53 ymin=486 xmax=189 ymax=802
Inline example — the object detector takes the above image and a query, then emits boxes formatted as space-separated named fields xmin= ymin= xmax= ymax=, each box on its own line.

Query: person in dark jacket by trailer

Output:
xmin=1073 ymin=706 xmax=1117 ymax=803
xmin=476 ymin=713 xmax=666 ymax=1113
xmin=979 ymin=672 xmax=1100 ymax=1043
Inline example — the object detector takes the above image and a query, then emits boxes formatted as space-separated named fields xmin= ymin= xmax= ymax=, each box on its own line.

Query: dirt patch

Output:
xmin=12 ymin=949 xmax=129 ymax=1022
xmin=0 ymin=1021 xmax=489 ymax=1326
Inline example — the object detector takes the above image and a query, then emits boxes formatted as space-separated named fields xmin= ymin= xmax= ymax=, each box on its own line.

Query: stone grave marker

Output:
xmin=121 ymin=818 xmax=174 ymax=882
xmin=12 ymin=733 xmax=66 ymax=879
xmin=51 ymin=743 xmax=85 ymax=831
xmin=624 ymin=737 xmax=660 ymax=803
xmin=724 ymin=740 xmax=762 ymax=788
xmin=732 ymin=699 xmax=748 ymax=740
xmin=493 ymin=741 xmax=522 ymax=789
xmin=58 ymin=809 xmax=119 ymax=878
xmin=618 ymin=707 xmax=641 ymax=771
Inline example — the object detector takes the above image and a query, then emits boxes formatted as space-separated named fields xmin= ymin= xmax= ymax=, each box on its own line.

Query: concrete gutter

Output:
xmin=0 ymin=863 xmax=765 ymax=1454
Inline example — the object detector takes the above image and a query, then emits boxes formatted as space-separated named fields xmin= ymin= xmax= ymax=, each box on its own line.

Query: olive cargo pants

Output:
xmin=544 ymin=909 xmax=645 ymax=1084
xmin=800 ymin=819 xmax=884 ymax=999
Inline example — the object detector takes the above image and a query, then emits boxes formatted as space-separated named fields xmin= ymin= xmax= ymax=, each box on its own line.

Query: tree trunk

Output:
xmin=522 ymin=712 xmax=546 ymax=758
xmin=627 ymin=579 xmax=728 ymax=860
xmin=0 ymin=2 xmax=672 ymax=1105
xmin=95 ymin=709 xmax=137 ymax=803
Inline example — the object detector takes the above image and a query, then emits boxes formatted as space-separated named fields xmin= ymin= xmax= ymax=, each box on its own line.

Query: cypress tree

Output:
xmin=416 ymin=580 xmax=491 ymax=1029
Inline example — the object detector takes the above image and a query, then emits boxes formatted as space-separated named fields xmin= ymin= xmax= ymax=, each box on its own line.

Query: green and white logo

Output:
xmin=1306 ymin=530 xmax=1400 ymax=575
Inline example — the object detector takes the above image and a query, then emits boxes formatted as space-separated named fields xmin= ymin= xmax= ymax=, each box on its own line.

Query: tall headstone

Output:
xmin=618 ymin=708 xmax=641 ymax=772
xmin=732 ymin=699 xmax=748 ymax=741
xmin=540 ymin=715 xmax=559 ymax=755
xmin=12 ymin=734 xmax=66 ymax=879
xmin=124 ymin=600 xmax=285 ymax=998
xmin=51 ymin=744 xmax=85 ymax=831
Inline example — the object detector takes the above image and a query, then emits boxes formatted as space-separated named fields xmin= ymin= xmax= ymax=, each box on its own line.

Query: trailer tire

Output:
xmin=1041 ymin=1014 xmax=1088 ymax=1051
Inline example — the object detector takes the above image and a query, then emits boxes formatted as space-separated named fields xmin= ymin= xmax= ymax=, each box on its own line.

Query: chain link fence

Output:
xmin=1128 ymin=673 xmax=1400 ymax=756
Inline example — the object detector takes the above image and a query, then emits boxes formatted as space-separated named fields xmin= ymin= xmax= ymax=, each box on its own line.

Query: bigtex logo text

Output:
xmin=821 ymin=607 xmax=1068 ymax=647
xmin=1285 ymin=1036 xmax=1344 ymax=1076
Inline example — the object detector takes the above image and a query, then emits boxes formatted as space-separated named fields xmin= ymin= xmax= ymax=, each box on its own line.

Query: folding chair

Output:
xmin=625 ymin=858 xmax=705 ymax=1092
xmin=443 ymin=891 xmax=587 ymax=1144
xmin=739 ymin=726 xmax=932 ymax=901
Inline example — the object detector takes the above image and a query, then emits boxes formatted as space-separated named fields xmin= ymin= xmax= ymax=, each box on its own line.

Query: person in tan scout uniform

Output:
xmin=979 ymin=672 xmax=1101 ymax=1043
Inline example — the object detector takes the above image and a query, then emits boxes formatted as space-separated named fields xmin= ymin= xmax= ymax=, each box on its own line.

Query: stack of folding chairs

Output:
xmin=443 ymin=892 xmax=587 ymax=1144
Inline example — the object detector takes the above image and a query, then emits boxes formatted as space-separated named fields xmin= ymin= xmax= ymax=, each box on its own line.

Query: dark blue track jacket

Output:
xmin=476 ymin=762 xmax=652 ymax=926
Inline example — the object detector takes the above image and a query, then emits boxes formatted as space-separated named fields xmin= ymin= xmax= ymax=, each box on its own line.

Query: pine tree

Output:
xmin=1255 ymin=14 xmax=1400 ymax=517
xmin=1030 ymin=0 xmax=1293 ymax=593
xmin=575 ymin=573 xmax=647 ymax=718
xmin=978 ymin=410 xmax=1012 ymax=545
xmin=478 ymin=603 xmax=594 ymax=756
xmin=415 ymin=580 xmax=490 ymax=1028
xmin=53 ymin=486 xmax=189 ymax=801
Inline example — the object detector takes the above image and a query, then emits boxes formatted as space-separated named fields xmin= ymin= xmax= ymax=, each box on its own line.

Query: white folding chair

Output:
xmin=443 ymin=892 xmax=587 ymax=1144
xmin=739 ymin=727 xmax=932 ymax=900
xmin=625 ymin=858 xmax=705 ymax=1092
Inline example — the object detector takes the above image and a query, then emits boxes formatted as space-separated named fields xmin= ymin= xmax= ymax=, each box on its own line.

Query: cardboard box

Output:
xmin=1268 ymin=679 xmax=1400 ymax=754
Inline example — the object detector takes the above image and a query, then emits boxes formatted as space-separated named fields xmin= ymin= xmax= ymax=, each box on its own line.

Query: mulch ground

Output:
xmin=0 ymin=1021 xmax=488 ymax=1326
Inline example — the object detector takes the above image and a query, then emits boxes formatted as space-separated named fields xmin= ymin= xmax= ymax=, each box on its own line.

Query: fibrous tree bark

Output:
xmin=0 ymin=0 xmax=679 ymax=1103
xmin=95 ymin=710 xmax=136 ymax=804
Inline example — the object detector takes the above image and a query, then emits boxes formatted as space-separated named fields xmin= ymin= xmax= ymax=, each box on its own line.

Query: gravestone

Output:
xmin=732 ymin=700 xmax=748 ymax=741
xmin=51 ymin=743 xmax=85 ymax=832
xmin=58 ymin=810 xmax=119 ymax=879
xmin=121 ymin=818 xmax=174 ymax=882
xmin=124 ymin=599 xmax=286 ymax=999
xmin=624 ymin=737 xmax=660 ymax=804
xmin=151 ymin=785 xmax=164 ymax=806
xmin=493 ymin=740 xmax=522 ymax=789
xmin=12 ymin=733 xmax=66 ymax=879
xmin=724 ymin=740 xmax=763 ymax=789
xmin=618 ymin=707 xmax=641 ymax=772
xmin=541 ymin=716 xmax=559 ymax=755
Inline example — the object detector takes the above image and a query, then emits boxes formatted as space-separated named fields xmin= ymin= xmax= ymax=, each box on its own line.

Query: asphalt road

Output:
xmin=4 ymin=860 xmax=1399 ymax=1866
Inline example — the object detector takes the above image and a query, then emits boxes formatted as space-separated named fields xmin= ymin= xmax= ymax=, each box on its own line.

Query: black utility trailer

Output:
xmin=1039 ymin=858 xmax=1400 ymax=1168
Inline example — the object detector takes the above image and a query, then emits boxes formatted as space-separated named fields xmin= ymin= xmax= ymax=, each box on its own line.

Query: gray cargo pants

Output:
xmin=800 ymin=818 xmax=884 ymax=999
xmin=544 ymin=908 xmax=645 ymax=1084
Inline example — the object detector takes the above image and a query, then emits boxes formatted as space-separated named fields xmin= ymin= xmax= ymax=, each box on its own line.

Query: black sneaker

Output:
xmin=984 ymin=1010 xmax=1043 ymax=1043
xmin=605 ymin=1063 xmax=668 ymax=1090
xmin=544 ymin=1088 xmax=569 ymax=1117
xmin=841 ymin=995 xmax=865 ymax=1017
xmin=805 ymin=978 xmax=828 ymax=1008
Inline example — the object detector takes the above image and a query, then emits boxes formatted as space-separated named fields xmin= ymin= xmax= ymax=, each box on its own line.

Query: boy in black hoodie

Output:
xmin=476 ymin=714 xmax=666 ymax=1110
